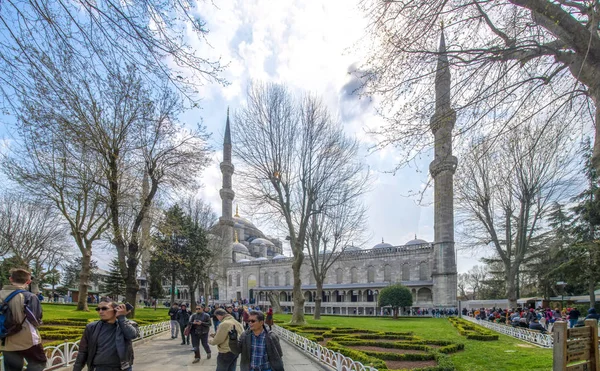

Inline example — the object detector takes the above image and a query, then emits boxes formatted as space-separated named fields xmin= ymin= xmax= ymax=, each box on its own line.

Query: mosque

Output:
xmin=160 ymin=30 xmax=458 ymax=314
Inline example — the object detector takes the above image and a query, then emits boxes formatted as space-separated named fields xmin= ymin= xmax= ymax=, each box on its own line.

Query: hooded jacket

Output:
xmin=72 ymin=316 xmax=139 ymax=371
xmin=586 ymin=308 xmax=600 ymax=320
xmin=229 ymin=326 xmax=284 ymax=371
xmin=0 ymin=284 xmax=43 ymax=352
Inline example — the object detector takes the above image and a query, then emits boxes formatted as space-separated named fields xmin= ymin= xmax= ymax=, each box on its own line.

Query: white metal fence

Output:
xmin=272 ymin=325 xmax=378 ymax=371
xmin=0 ymin=320 xmax=170 ymax=371
xmin=460 ymin=315 xmax=554 ymax=348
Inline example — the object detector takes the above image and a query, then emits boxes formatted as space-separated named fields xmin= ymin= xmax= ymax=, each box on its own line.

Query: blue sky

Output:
xmin=0 ymin=0 xmax=483 ymax=273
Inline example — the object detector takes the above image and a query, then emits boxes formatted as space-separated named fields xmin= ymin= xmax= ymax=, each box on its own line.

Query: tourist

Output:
xmin=169 ymin=303 xmax=180 ymax=339
xmin=0 ymin=268 xmax=46 ymax=371
xmin=208 ymin=308 xmax=244 ymax=371
xmin=265 ymin=307 xmax=274 ymax=329
xmin=229 ymin=311 xmax=284 ymax=371
xmin=529 ymin=318 xmax=547 ymax=334
xmin=188 ymin=305 xmax=212 ymax=363
xmin=177 ymin=304 xmax=191 ymax=345
xmin=73 ymin=300 xmax=139 ymax=371
xmin=241 ymin=306 xmax=250 ymax=330
xmin=586 ymin=308 xmax=600 ymax=321
xmin=568 ymin=307 xmax=581 ymax=328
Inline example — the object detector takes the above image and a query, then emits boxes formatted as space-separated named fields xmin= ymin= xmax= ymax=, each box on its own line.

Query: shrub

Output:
xmin=448 ymin=318 xmax=499 ymax=341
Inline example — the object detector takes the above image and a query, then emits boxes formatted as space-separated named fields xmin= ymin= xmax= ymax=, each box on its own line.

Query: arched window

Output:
xmin=417 ymin=287 xmax=433 ymax=302
xmin=350 ymin=267 xmax=358 ymax=283
xmin=228 ymin=274 xmax=232 ymax=286
xmin=384 ymin=265 xmax=391 ymax=282
xmin=336 ymin=268 xmax=343 ymax=284
xmin=419 ymin=262 xmax=429 ymax=280
xmin=285 ymin=271 xmax=291 ymax=286
xmin=274 ymin=272 xmax=280 ymax=286
xmin=263 ymin=271 xmax=269 ymax=286
xmin=236 ymin=273 xmax=241 ymax=287
xmin=367 ymin=266 xmax=375 ymax=283
xmin=402 ymin=264 xmax=410 ymax=281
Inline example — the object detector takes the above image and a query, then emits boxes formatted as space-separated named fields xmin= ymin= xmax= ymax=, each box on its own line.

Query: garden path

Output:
xmin=132 ymin=330 xmax=331 ymax=370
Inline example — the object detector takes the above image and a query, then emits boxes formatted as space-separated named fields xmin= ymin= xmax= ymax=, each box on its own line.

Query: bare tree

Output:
xmin=233 ymin=82 xmax=367 ymax=325
xmin=306 ymin=188 xmax=369 ymax=319
xmin=360 ymin=0 xmax=600 ymax=173
xmin=3 ymin=91 xmax=111 ymax=310
xmin=456 ymin=120 xmax=575 ymax=308
xmin=0 ymin=0 xmax=225 ymax=114
xmin=0 ymin=192 xmax=68 ymax=292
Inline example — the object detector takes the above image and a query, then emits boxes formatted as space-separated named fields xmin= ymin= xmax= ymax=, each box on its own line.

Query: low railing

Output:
xmin=461 ymin=315 xmax=554 ymax=348
xmin=272 ymin=325 xmax=378 ymax=371
xmin=0 ymin=320 xmax=171 ymax=371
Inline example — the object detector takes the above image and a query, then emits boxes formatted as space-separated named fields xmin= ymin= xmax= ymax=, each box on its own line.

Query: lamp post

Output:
xmin=556 ymin=281 xmax=567 ymax=310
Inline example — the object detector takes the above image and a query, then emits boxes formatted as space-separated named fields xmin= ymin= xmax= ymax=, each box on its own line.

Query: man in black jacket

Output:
xmin=73 ymin=300 xmax=139 ymax=371
xmin=176 ymin=304 xmax=191 ymax=345
xmin=189 ymin=305 xmax=212 ymax=363
xmin=229 ymin=311 xmax=284 ymax=371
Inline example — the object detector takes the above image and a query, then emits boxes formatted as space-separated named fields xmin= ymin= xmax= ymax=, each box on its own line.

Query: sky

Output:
xmin=0 ymin=0 xmax=485 ymax=274
xmin=175 ymin=0 xmax=483 ymax=273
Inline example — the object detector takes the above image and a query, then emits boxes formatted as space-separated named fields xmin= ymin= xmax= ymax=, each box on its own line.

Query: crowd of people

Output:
xmin=167 ymin=301 xmax=278 ymax=369
xmin=465 ymin=306 xmax=600 ymax=333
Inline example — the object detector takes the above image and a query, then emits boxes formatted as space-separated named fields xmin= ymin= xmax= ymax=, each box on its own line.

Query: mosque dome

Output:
xmin=255 ymin=257 xmax=268 ymax=261
xmin=345 ymin=245 xmax=361 ymax=251
xmin=272 ymin=254 xmax=286 ymax=260
xmin=251 ymin=238 xmax=274 ymax=246
xmin=237 ymin=258 xmax=251 ymax=263
xmin=232 ymin=242 xmax=249 ymax=254
xmin=405 ymin=236 xmax=429 ymax=246
xmin=373 ymin=238 xmax=393 ymax=249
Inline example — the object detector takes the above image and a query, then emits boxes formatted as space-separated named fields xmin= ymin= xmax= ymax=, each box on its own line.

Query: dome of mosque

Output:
xmin=405 ymin=238 xmax=429 ymax=246
xmin=272 ymin=254 xmax=287 ymax=260
xmin=255 ymin=257 xmax=268 ymax=261
xmin=345 ymin=245 xmax=361 ymax=251
xmin=237 ymin=258 xmax=251 ymax=263
xmin=232 ymin=242 xmax=249 ymax=254
xmin=373 ymin=238 xmax=393 ymax=249
xmin=251 ymin=238 xmax=274 ymax=246
xmin=233 ymin=215 xmax=258 ymax=230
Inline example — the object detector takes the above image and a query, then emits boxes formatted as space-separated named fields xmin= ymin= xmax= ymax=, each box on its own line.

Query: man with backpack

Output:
xmin=0 ymin=268 xmax=46 ymax=371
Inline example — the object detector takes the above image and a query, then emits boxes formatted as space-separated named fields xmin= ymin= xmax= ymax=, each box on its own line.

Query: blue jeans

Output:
xmin=569 ymin=319 xmax=578 ymax=328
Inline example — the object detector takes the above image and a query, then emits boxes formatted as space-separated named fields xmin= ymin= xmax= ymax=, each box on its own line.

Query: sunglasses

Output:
xmin=95 ymin=307 xmax=113 ymax=312
xmin=248 ymin=320 xmax=261 ymax=323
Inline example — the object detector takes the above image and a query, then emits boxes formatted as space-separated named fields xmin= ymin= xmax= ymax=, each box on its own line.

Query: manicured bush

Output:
xmin=448 ymin=317 xmax=498 ymax=341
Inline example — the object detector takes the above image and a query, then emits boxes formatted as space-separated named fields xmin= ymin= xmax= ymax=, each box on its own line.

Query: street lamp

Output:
xmin=556 ymin=281 xmax=567 ymax=310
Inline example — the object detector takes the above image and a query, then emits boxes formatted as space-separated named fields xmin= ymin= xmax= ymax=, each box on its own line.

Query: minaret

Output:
xmin=219 ymin=108 xmax=235 ymax=264
xmin=430 ymin=27 xmax=458 ymax=308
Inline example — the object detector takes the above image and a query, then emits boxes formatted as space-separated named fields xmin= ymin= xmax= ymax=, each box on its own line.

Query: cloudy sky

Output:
xmin=177 ymin=0 xmax=482 ymax=273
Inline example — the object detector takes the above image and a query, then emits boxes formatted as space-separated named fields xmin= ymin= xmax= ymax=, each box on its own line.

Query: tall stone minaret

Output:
xmin=430 ymin=28 xmax=458 ymax=308
xmin=219 ymin=108 xmax=235 ymax=265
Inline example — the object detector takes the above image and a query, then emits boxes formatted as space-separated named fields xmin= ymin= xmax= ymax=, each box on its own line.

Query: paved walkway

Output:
xmin=133 ymin=331 xmax=330 ymax=370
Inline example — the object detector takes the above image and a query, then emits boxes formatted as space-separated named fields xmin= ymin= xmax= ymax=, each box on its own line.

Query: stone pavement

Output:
xmin=132 ymin=331 xmax=331 ymax=370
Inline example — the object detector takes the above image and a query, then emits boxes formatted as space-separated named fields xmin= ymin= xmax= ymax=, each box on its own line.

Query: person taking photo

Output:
xmin=208 ymin=308 xmax=244 ymax=371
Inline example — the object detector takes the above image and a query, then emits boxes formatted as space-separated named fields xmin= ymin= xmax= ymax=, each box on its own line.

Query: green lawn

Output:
xmin=274 ymin=314 xmax=553 ymax=371
xmin=42 ymin=303 xmax=170 ymax=324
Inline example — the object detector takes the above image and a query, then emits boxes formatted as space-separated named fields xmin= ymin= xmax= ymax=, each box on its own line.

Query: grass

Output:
xmin=274 ymin=314 xmax=553 ymax=371
xmin=42 ymin=303 xmax=170 ymax=324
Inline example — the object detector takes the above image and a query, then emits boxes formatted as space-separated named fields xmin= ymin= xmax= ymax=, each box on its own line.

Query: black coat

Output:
xmin=176 ymin=309 xmax=191 ymax=326
xmin=73 ymin=317 xmax=139 ymax=371
xmin=229 ymin=327 xmax=284 ymax=371
xmin=189 ymin=312 xmax=211 ymax=335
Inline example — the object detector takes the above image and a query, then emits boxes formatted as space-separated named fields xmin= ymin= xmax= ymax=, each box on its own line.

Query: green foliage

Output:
xmin=448 ymin=318 xmax=499 ymax=341
xmin=378 ymin=284 xmax=413 ymax=317
xmin=101 ymin=258 xmax=126 ymax=299
xmin=61 ymin=257 xmax=100 ymax=289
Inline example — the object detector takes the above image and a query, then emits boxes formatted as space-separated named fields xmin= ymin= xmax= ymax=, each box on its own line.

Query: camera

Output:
xmin=228 ymin=328 xmax=238 ymax=340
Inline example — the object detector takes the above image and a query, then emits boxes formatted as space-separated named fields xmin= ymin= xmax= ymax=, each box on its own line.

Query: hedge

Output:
xmin=448 ymin=317 xmax=498 ymax=341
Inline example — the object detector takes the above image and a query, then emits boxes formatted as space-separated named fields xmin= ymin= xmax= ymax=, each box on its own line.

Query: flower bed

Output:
xmin=280 ymin=324 xmax=463 ymax=370
xmin=448 ymin=317 xmax=499 ymax=341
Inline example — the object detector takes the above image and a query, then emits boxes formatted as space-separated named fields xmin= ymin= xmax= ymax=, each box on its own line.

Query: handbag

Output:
xmin=184 ymin=325 xmax=192 ymax=337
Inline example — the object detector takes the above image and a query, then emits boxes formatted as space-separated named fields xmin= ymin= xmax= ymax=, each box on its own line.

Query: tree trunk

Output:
xmin=313 ymin=279 xmax=323 ymax=320
xmin=393 ymin=307 xmax=398 ymax=319
xmin=170 ymin=269 xmax=176 ymax=305
xmin=268 ymin=292 xmax=283 ymax=314
xmin=591 ymin=90 xmax=600 ymax=175
xmin=290 ymin=251 xmax=306 ymax=325
xmin=505 ymin=268 xmax=518 ymax=309
xmin=125 ymin=255 xmax=139 ymax=318
xmin=77 ymin=250 xmax=92 ymax=311
xmin=190 ymin=285 xmax=197 ymax=311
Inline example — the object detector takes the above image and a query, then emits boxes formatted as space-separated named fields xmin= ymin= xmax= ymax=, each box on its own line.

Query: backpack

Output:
xmin=0 ymin=289 xmax=42 ymax=341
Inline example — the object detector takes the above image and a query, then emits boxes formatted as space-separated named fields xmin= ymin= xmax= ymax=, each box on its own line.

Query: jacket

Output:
xmin=0 ymin=284 xmax=43 ymax=351
xmin=168 ymin=307 xmax=178 ymax=320
xmin=208 ymin=314 xmax=243 ymax=353
xmin=586 ymin=308 xmax=600 ymax=320
xmin=229 ymin=326 xmax=284 ymax=371
xmin=176 ymin=309 xmax=191 ymax=326
xmin=189 ymin=312 xmax=211 ymax=335
xmin=72 ymin=316 xmax=139 ymax=371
